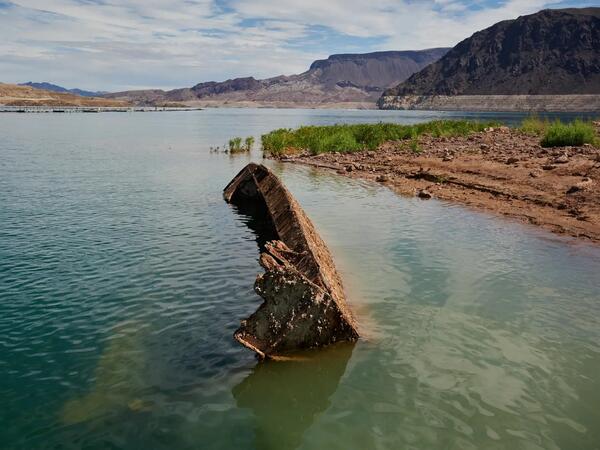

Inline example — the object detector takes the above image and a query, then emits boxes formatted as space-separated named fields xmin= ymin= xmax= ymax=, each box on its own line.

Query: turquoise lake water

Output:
xmin=1 ymin=109 xmax=600 ymax=449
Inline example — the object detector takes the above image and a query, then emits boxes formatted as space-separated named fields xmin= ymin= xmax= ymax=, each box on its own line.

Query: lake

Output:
xmin=1 ymin=109 xmax=599 ymax=450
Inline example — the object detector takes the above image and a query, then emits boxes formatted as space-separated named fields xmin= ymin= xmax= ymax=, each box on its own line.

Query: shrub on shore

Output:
xmin=261 ymin=120 xmax=497 ymax=156
xmin=540 ymin=120 xmax=597 ymax=148
xmin=520 ymin=117 xmax=599 ymax=147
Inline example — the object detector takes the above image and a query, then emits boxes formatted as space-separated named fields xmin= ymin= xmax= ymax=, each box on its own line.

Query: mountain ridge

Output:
xmin=381 ymin=8 xmax=600 ymax=100
xmin=104 ymin=48 xmax=449 ymax=106
xmin=20 ymin=82 xmax=106 ymax=98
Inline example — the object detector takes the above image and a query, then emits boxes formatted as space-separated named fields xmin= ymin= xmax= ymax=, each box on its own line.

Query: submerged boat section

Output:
xmin=224 ymin=163 xmax=359 ymax=358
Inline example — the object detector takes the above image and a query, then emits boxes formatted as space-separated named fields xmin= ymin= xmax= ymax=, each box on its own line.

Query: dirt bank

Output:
xmin=275 ymin=127 xmax=600 ymax=243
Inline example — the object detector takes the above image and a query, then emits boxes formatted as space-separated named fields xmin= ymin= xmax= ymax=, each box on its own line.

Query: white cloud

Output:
xmin=231 ymin=0 xmax=562 ymax=48
xmin=0 ymin=0 xmax=590 ymax=90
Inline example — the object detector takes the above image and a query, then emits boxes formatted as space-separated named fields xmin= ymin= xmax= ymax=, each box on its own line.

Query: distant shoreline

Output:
xmin=378 ymin=95 xmax=600 ymax=113
xmin=186 ymin=95 xmax=600 ymax=112
xmin=2 ymin=96 xmax=600 ymax=113
xmin=0 ymin=106 xmax=203 ymax=113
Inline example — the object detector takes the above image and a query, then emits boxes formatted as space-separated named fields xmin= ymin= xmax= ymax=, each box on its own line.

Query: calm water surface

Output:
xmin=1 ymin=109 xmax=599 ymax=450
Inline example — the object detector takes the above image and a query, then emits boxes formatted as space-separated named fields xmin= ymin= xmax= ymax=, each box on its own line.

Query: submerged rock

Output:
xmin=223 ymin=163 xmax=359 ymax=358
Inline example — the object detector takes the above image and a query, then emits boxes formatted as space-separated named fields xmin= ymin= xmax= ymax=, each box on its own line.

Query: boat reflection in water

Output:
xmin=233 ymin=342 xmax=355 ymax=450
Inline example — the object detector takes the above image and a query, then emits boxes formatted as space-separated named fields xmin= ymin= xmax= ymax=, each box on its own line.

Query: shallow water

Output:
xmin=1 ymin=109 xmax=599 ymax=450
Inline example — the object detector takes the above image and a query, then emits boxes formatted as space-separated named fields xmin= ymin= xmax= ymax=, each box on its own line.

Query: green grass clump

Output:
xmin=227 ymin=136 xmax=256 ymax=153
xmin=228 ymin=137 xmax=243 ymax=153
xmin=540 ymin=120 xmax=597 ymax=148
xmin=261 ymin=120 xmax=497 ymax=156
xmin=520 ymin=117 xmax=550 ymax=136
xmin=409 ymin=129 xmax=421 ymax=153
xmin=244 ymin=136 xmax=255 ymax=151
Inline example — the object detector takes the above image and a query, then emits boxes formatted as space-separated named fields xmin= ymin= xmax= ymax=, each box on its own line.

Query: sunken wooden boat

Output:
xmin=224 ymin=163 xmax=359 ymax=358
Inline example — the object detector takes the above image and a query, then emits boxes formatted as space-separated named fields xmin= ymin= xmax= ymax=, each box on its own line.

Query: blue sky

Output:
xmin=0 ymin=0 xmax=596 ymax=91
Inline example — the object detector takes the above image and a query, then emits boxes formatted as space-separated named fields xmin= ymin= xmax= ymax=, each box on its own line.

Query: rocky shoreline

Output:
xmin=274 ymin=127 xmax=600 ymax=243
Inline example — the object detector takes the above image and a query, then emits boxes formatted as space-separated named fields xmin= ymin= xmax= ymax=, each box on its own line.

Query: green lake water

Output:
xmin=1 ymin=109 xmax=599 ymax=449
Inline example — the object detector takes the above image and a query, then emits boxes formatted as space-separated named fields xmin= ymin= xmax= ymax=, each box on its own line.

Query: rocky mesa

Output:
xmin=105 ymin=49 xmax=448 ymax=108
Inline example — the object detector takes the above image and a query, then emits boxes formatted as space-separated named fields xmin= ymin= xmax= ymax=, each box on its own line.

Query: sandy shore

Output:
xmin=275 ymin=127 xmax=600 ymax=243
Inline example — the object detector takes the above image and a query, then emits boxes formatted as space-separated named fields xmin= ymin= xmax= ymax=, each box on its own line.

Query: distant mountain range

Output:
xmin=19 ymin=82 xmax=106 ymax=98
xmin=103 ymin=49 xmax=449 ymax=107
xmin=0 ymin=83 xmax=128 ymax=107
xmin=381 ymin=7 xmax=600 ymax=104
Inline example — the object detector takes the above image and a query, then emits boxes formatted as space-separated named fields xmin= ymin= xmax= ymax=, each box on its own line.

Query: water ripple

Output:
xmin=1 ymin=110 xmax=600 ymax=450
